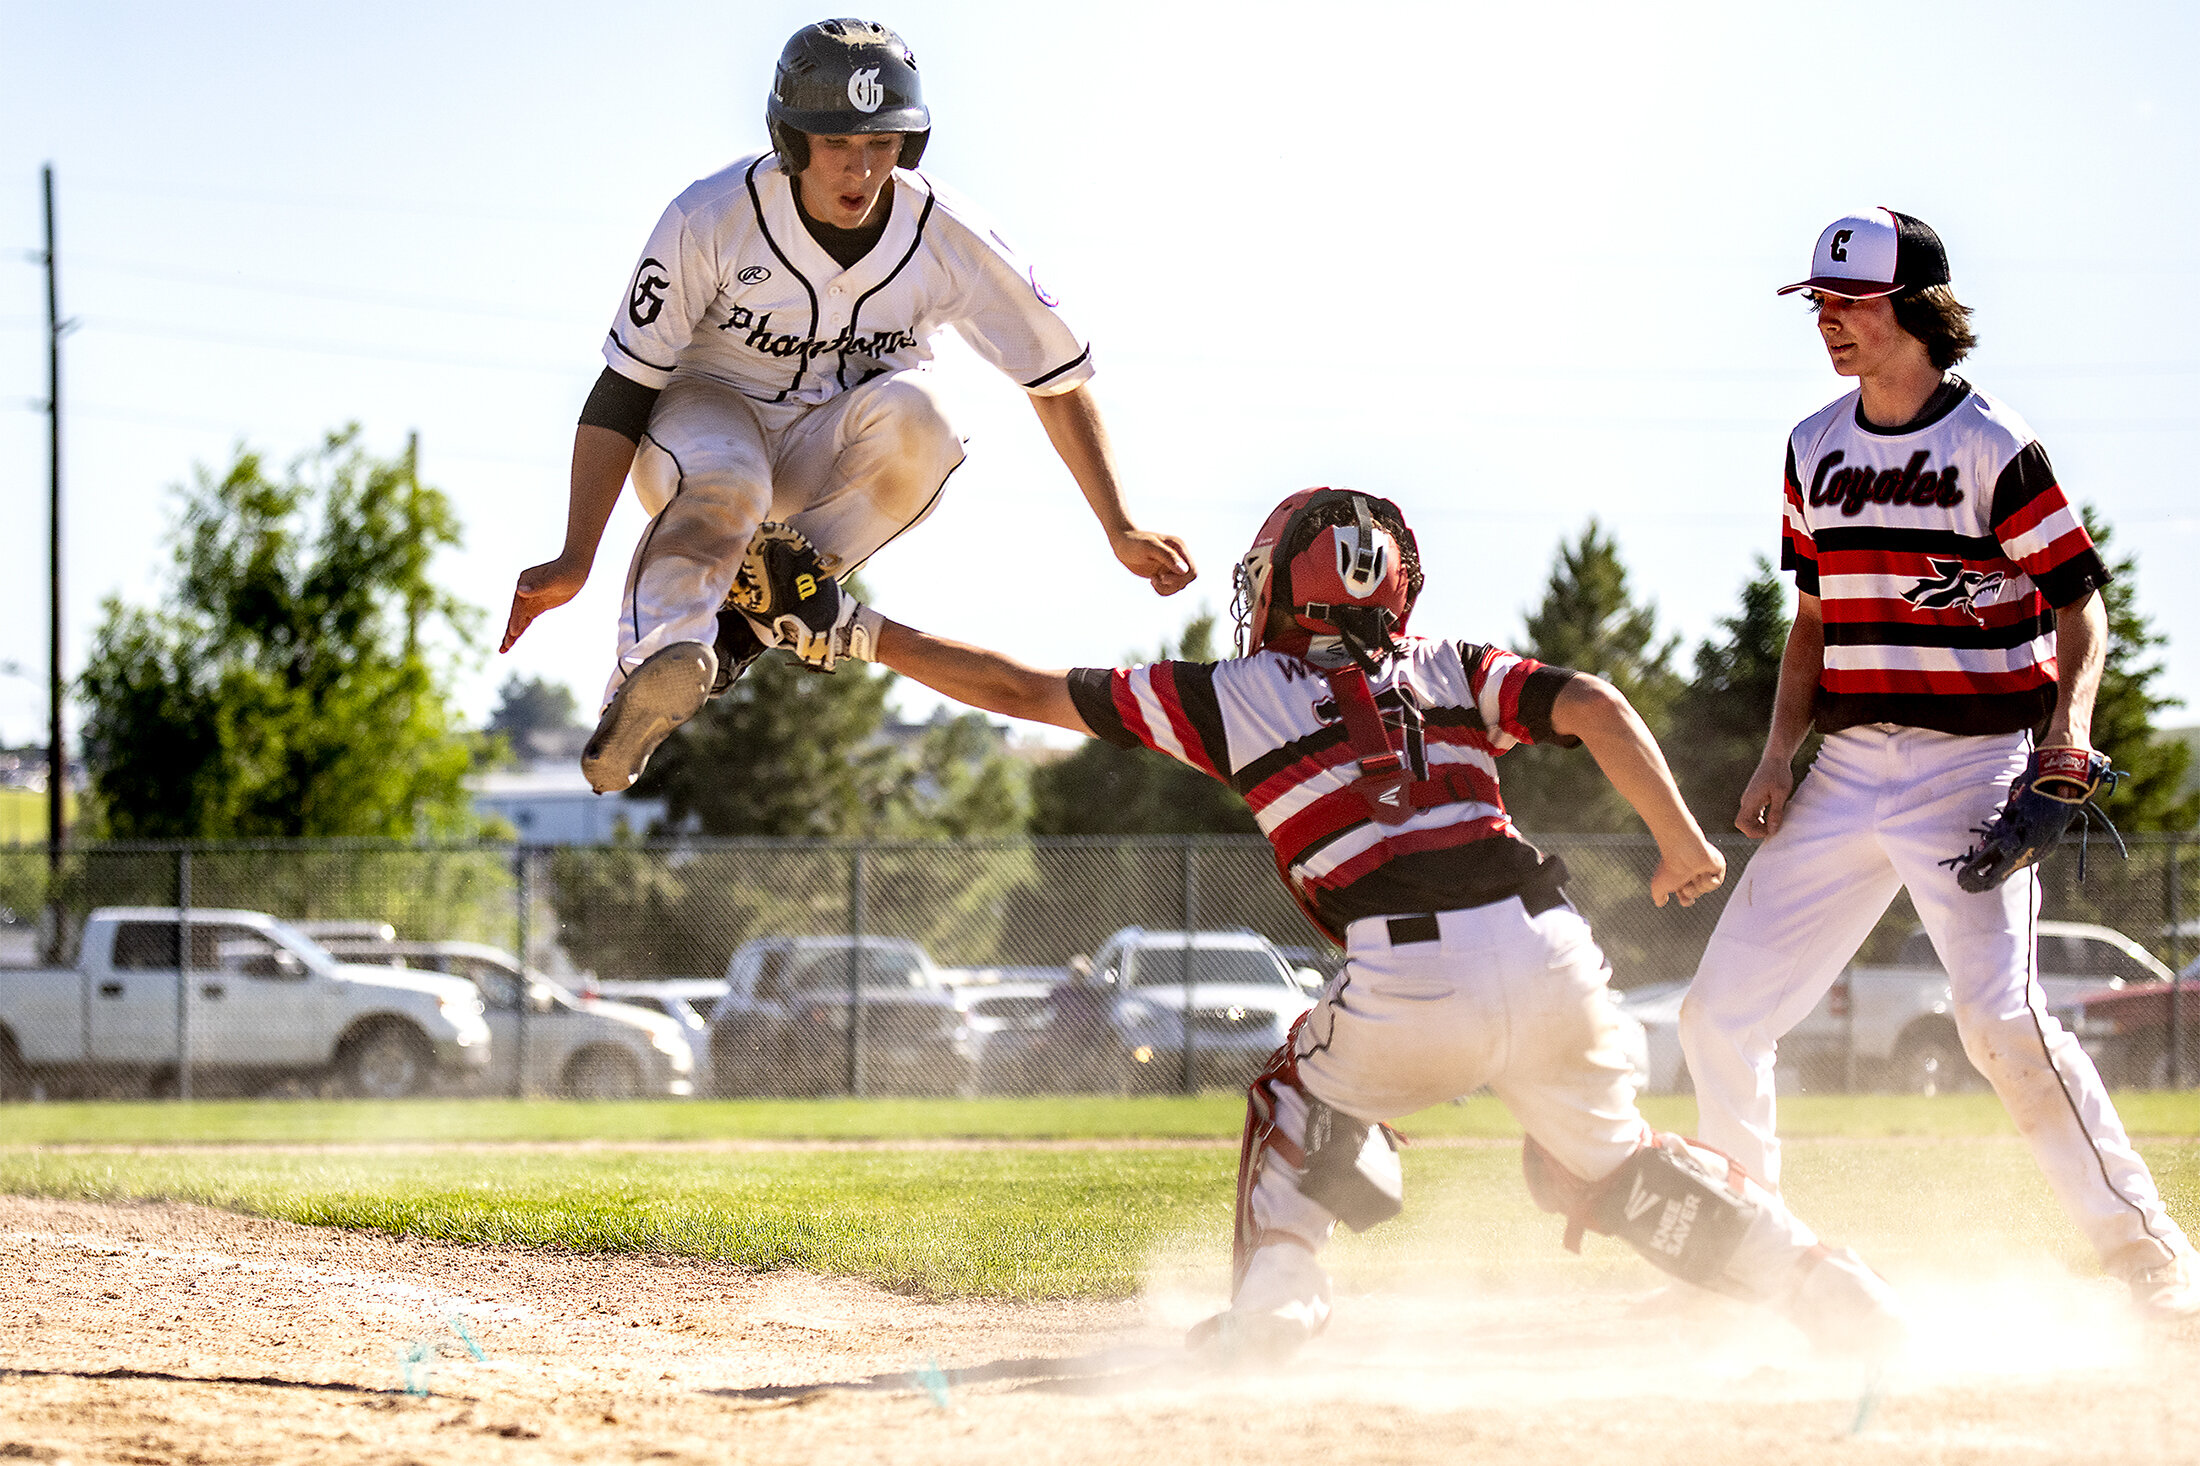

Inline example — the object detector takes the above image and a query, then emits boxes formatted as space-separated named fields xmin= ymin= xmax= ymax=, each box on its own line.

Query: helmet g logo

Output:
xmin=847 ymin=67 xmax=884 ymax=112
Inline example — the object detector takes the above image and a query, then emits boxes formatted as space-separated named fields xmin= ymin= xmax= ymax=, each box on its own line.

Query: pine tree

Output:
xmin=1667 ymin=557 xmax=1802 ymax=832
xmin=2081 ymin=505 xmax=2196 ymax=832
xmin=1503 ymin=520 xmax=1682 ymax=835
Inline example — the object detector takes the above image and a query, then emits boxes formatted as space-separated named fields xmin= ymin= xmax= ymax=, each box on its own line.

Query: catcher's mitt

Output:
xmin=725 ymin=522 xmax=877 ymax=670
xmin=1944 ymin=745 xmax=2124 ymax=893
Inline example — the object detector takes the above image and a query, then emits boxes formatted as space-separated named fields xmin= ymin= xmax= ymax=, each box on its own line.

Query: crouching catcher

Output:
xmin=747 ymin=492 xmax=1907 ymax=1361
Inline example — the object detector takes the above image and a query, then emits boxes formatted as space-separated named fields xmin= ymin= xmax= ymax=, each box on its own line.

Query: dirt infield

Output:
xmin=5 ymin=1195 xmax=2198 ymax=1466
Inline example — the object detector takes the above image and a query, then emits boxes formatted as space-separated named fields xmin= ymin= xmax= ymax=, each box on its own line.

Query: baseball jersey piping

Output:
xmin=606 ymin=332 xmax=676 ymax=378
xmin=835 ymin=453 xmax=965 ymax=580
xmin=624 ymin=434 xmax=687 ymax=660
xmin=1023 ymin=346 xmax=1091 ymax=392
xmin=742 ymin=158 xmax=820 ymax=404
xmin=839 ymin=188 xmax=937 ymax=392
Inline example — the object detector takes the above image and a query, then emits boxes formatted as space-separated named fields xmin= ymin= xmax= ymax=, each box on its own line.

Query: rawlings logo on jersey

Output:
xmin=628 ymin=258 xmax=670 ymax=327
xmin=1808 ymin=449 xmax=1963 ymax=517
xmin=847 ymin=67 xmax=884 ymax=112
xmin=1901 ymin=558 xmax=2006 ymax=624
xmin=715 ymin=305 xmax=919 ymax=361
xmin=737 ymin=265 xmax=772 ymax=285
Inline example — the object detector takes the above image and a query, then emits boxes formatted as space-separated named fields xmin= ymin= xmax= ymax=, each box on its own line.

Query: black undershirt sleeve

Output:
xmin=578 ymin=367 xmax=662 ymax=444
xmin=1516 ymin=666 xmax=1581 ymax=747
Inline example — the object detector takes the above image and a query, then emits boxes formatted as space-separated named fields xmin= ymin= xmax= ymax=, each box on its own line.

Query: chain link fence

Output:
xmin=0 ymin=832 xmax=2193 ymax=1101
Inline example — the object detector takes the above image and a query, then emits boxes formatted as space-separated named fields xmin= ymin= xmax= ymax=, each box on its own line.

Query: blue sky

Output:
xmin=3 ymin=1 xmax=2196 ymax=748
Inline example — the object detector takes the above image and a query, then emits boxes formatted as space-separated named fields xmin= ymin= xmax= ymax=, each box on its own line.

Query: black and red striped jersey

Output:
xmin=1066 ymin=639 xmax=1577 ymax=933
xmin=1781 ymin=375 xmax=2110 ymax=735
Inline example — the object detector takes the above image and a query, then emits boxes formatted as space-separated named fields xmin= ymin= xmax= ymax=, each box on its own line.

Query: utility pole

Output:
xmin=43 ymin=164 xmax=65 ymax=873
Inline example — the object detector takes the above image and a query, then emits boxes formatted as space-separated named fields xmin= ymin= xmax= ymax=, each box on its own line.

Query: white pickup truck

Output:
xmin=0 ymin=907 xmax=492 ymax=1099
xmin=1781 ymin=921 xmax=2172 ymax=1094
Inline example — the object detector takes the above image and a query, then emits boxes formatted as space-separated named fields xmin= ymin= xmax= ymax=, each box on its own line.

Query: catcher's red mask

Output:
xmin=1231 ymin=489 xmax=1418 ymax=663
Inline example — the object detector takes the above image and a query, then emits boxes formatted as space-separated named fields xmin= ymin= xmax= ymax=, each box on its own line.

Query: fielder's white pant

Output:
xmin=1240 ymin=897 xmax=1875 ymax=1324
xmin=605 ymin=367 xmax=965 ymax=706
xmin=1679 ymin=724 xmax=2189 ymax=1275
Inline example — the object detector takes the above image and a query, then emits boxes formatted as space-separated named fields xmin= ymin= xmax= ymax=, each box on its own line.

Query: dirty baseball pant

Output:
xmin=1678 ymin=724 xmax=2189 ymax=1274
xmin=1239 ymin=896 xmax=1856 ymax=1313
xmin=604 ymin=367 xmax=965 ymax=706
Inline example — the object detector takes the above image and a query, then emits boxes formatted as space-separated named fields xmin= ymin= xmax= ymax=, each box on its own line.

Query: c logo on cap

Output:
xmin=1830 ymin=229 xmax=1852 ymax=263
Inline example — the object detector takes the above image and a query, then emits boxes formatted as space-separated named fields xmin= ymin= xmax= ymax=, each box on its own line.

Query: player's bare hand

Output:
xmin=1111 ymin=529 xmax=1197 ymax=596
xmin=1733 ymin=756 xmax=1796 ymax=840
xmin=501 ymin=555 xmax=590 ymax=653
xmin=1651 ymin=839 xmax=1726 ymax=909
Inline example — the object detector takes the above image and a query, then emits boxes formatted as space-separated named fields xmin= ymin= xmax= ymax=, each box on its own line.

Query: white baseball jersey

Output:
xmin=602 ymin=151 xmax=1094 ymax=406
xmin=1781 ymin=376 xmax=2109 ymax=735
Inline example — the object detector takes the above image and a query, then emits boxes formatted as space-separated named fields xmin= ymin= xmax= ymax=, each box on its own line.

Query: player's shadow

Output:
xmin=706 ymin=1344 xmax=1187 ymax=1402
xmin=0 ymin=1364 xmax=394 ymax=1395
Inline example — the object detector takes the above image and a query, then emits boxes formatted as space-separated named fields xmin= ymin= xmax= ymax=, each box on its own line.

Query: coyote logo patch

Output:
xmin=1901 ymin=558 xmax=2006 ymax=625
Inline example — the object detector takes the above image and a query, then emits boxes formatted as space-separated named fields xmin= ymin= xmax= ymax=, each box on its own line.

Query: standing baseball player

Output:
xmin=499 ymin=18 xmax=1193 ymax=792
xmin=746 ymin=489 xmax=1908 ymax=1359
xmin=1677 ymin=208 xmax=2198 ymax=1318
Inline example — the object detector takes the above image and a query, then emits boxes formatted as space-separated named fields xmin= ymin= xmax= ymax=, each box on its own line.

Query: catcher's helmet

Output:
xmin=1231 ymin=489 xmax=1421 ymax=661
xmin=766 ymin=19 xmax=930 ymax=173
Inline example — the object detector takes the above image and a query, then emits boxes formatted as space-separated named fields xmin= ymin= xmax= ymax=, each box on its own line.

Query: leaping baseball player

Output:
xmin=740 ymin=489 xmax=1908 ymax=1360
xmin=498 ymin=18 xmax=1193 ymax=791
xmin=1676 ymin=208 xmax=2199 ymax=1319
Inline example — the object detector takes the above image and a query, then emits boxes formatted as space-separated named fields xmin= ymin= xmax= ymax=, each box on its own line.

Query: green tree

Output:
xmin=1503 ymin=520 xmax=1682 ymax=835
xmin=2081 ymin=505 xmax=2196 ymax=833
xmin=1029 ymin=609 xmax=1260 ymax=836
xmin=1666 ymin=556 xmax=1807 ymax=832
xmin=77 ymin=429 xmax=481 ymax=838
xmin=486 ymin=674 xmax=581 ymax=762
xmin=630 ymin=650 xmax=906 ymax=837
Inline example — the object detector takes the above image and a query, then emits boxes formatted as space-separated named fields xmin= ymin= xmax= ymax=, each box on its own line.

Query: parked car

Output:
xmin=1762 ymin=922 xmax=2169 ymax=1095
xmin=317 ymin=937 xmax=694 ymax=1098
xmin=706 ymin=935 xmax=975 ymax=1096
xmin=0 ymin=908 xmax=489 ymax=1099
xmin=590 ymin=977 xmax=727 ymax=1092
xmin=2053 ymin=950 xmax=2200 ymax=1088
xmin=935 ymin=965 xmax=1069 ymax=1092
xmin=1088 ymin=928 xmax=1319 ymax=1091
xmin=1615 ymin=980 xmax=1690 ymax=1094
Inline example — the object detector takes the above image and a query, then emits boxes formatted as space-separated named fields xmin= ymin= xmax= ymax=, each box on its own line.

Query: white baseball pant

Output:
xmin=604 ymin=367 xmax=965 ymax=706
xmin=1237 ymin=897 xmax=1887 ymax=1330
xmin=1678 ymin=723 xmax=2189 ymax=1275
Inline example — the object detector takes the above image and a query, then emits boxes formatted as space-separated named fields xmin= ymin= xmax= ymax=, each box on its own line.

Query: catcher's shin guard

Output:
xmin=1230 ymin=1024 xmax=1402 ymax=1295
xmin=1525 ymin=1132 xmax=1904 ymax=1352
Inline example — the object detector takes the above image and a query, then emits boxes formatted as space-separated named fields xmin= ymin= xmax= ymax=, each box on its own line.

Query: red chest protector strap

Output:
xmin=1322 ymin=663 xmax=1480 ymax=827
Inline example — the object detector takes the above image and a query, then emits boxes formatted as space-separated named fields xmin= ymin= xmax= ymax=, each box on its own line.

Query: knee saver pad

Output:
xmin=1298 ymin=1099 xmax=1404 ymax=1234
xmin=1585 ymin=1135 xmax=1757 ymax=1290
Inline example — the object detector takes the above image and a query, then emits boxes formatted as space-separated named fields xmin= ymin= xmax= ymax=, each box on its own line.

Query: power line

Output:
xmin=65 ymin=254 xmax=588 ymax=325
xmin=76 ymin=317 xmax=589 ymax=375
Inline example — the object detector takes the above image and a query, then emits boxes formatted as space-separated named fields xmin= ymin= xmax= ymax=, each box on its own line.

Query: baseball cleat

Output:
xmin=1785 ymin=1246 xmax=1909 ymax=1358
xmin=2126 ymin=1253 xmax=2200 ymax=1321
xmin=582 ymin=641 xmax=716 ymax=793
xmin=1187 ymin=1241 xmax=1331 ymax=1366
xmin=1185 ymin=1307 xmax=1321 ymax=1367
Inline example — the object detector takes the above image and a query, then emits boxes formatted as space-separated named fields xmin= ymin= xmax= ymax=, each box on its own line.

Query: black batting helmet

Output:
xmin=766 ymin=19 xmax=930 ymax=173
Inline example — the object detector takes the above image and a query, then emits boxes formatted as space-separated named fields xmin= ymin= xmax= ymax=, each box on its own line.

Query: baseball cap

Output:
xmin=1777 ymin=207 xmax=1950 ymax=299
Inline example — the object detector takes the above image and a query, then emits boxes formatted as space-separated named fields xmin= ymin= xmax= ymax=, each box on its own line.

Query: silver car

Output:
xmin=319 ymin=938 xmax=694 ymax=1098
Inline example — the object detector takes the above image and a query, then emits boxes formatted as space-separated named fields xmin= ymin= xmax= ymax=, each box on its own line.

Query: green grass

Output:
xmin=7 ymin=1090 xmax=2200 ymax=1147
xmin=6 ymin=1137 xmax=2199 ymax=1301
xmin=8 ymin=1093 xmax=2200 ymax=1301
